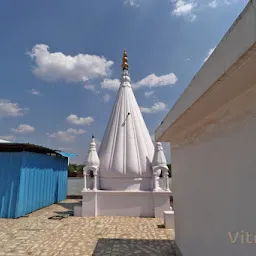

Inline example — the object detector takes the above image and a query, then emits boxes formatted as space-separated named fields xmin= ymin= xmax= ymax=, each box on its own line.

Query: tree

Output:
xmin=76 ymin=164 xmax=84 ymax=173
xmin=68 ymin=164 xmax=76 ymax=177
xmin=68 ymin=164 xmax=75 ymax=173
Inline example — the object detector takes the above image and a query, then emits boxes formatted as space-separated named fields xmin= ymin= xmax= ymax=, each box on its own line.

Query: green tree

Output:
xmin=68 ymin=164 xmax=76 ymax=177
xmin=68 ymin=164 xmax=75 ymax=173
xmin=76 ymin=164 xmax=84 ymax=173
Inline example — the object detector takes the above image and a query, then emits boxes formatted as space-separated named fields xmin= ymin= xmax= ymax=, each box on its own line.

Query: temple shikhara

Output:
xmin=74 ymin=51 xmax=172 ymax=217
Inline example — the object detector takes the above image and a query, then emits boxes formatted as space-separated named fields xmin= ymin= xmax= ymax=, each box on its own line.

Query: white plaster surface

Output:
xmin=76 ymin=190 xmax=172 ymax=218
xmin=99 ymin=177 xmax=153 ymax=191
xmin=155 ymin=2 xmax=256 ymax=255
xmin=164 ymin=211 xmax=174 ymax=229
xmin=156 ymin=0 xmax=256 ymax=142
xmin=171 ymin=92 xmax=256 ymax=255
xmin=67 ymin=177 xmax=172 ymax=196
xmin=98 ymin=69 xmax=155 ymax=190
xmin=74 ymin=205 xmax=82 ymax=217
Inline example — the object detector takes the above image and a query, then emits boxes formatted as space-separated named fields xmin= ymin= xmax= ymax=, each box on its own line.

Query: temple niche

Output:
xmin=74 ymin=51 xmax=172 ymax=218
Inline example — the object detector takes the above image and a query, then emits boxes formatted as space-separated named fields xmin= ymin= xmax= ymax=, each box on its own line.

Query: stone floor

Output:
xmin=0 ymin=200 xmax=176 ymax=256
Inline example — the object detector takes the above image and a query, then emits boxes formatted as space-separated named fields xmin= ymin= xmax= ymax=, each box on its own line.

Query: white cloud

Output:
xmin=140 ymin=102 xmax=167 ymax=114
xmin=0 ymin=99 xmax=27 ymax=118
xmin=66 ymin=128 xmax=86 ymax=135
xmin=133 ymin=73 xmax=178 ymax=89
xmin=67 ymin=114 xmax=94 ymax=126
xmin=103 ymin=93 xmax=111 ymax=103
xmin=203 ymin=47 xmax=216 ymax=62
xmin=47 ymin=128 xmax=86 ymax=142
xmin=224 ymin=0 xmax=241 ymax=5
xmin=28 ymin=88 xmax=41 ymax=95
xmin=47 ymin=131 xmax=75 ymax=143
xmin=124 ymin=0 xmax=140 ymax=7
xmin=101 ymin=73 xmax=177 ymax=91
xmin=0 ymin=135 xmax=15 ymax=141
xmin=11 ymin=124 xmax=35 ymax=133
xmin=84 ymin=84 xmax=95 ymax=91
xmin=208 ymin=0 xmax=218 ymax=8
xmin=144 ymin=91 xmax=154 ymax=97
xmin=84 ymin=84 xmax=100 ymax=94
xmin=172 ymin=0 xmax=196 ymax=21
xmin=28 ymin=44 xmax=114 ymax=83
xmin=101 ymin=78 xmax=120 ymax=90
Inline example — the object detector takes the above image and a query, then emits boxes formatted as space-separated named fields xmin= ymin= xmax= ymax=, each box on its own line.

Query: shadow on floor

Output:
xmin=54 ymin=200 xmax=81 ymax=215
xmin=92 ymin=238 xmax=177 ymax=256
xmin=57 ymin=201 xmax=81 ymax=210
xmin=54 ymin=210 xmax=74 ymax=216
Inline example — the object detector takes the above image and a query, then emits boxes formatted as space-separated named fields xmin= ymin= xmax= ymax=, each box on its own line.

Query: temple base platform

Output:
xmin=74 ymin=190 xmax=172 ymax=218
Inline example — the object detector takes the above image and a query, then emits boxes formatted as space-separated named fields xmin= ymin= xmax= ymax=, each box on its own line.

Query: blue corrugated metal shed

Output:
xmin=0 ymin=143 xmax=75 ymax=218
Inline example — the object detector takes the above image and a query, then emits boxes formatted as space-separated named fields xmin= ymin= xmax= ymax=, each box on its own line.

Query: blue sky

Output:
xmin=0 ymin=0 xmax=248 ymax=163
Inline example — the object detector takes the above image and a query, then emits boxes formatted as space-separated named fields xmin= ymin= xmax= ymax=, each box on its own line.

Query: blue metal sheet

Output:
xmin=16 ymin=152 xmax=68 ymax=218
xmin=0 ymin=152 xmax=22 ymax=218
xmin=0 ymin=151 xmax=68 ymax=218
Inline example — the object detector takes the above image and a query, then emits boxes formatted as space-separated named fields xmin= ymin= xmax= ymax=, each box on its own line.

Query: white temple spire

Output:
xmin=98 ymin=50 xmax=155 ymax=191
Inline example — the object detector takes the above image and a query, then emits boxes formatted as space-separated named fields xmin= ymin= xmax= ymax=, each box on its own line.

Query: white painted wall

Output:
xmin=67 ymin=177 xmax=172 ymax=195
xmin=156 ymin=0 xmax=256 ymax=141
xmin=172 ymin=89 xmax=256 ymax=256
xmin=77 ymin=190 xmax=172 ymax=218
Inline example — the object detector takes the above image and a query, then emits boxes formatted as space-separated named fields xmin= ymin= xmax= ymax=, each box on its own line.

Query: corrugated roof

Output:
xmin=0 ymin=143 xmax=76 ymax=158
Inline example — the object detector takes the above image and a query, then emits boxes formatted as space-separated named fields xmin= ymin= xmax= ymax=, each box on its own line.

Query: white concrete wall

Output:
xmin=156 ymin=0 xmax=256 ymax=141
xmin=172 ymin=90 xmax=256 ymax=255
xmin=67 ymin=177 xmax=172 ymax=195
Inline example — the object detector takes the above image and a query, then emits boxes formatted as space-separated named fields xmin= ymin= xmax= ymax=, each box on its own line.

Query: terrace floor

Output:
xmin=0 ymin=200 xmax=176 ymax=256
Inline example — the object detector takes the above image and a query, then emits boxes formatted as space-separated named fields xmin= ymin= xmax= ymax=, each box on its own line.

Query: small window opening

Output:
xmin=89 ymin=170 xmax=94 ymax=178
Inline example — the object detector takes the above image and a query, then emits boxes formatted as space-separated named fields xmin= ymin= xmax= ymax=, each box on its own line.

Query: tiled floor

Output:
xmin=0 ymin=200 xmax=176 ymax=256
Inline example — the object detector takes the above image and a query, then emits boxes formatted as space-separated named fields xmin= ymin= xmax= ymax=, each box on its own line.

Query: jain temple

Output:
xmin=74 ymin=51 xmax=172 ymax=218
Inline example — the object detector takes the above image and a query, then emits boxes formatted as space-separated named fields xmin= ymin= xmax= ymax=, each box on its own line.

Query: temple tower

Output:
xmin=75 ymin=51 xmax=172 ymax=218
xmin=98 ymin=50 xmax=155 ymax=190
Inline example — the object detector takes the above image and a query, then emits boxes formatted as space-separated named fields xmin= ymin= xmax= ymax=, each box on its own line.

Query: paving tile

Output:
xmin=0 ymin=199 xmax=176 ymax=256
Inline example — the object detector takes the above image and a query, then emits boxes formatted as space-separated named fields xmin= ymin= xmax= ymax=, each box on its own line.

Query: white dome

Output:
xmin=85 ymin=136 xmax=100 ymax=167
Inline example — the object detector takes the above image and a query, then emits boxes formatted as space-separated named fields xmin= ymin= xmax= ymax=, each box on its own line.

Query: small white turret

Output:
xmin=152 ymin=142 xmax=170 ymax=191
xmin=85 ymin=135 xmax=100 ymax=167
xmin=83 ymin=136 xmax=100 ymax=191
xmin=152 ymin=142 xmax=167 ymax=167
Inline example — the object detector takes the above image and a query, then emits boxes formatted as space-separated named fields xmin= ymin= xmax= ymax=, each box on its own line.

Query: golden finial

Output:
xmin=122 ymin=50 xmax=129 ymax=70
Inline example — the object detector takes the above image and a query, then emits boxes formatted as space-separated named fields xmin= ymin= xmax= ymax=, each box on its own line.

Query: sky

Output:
xmin=0 ymin=0 xmax=248 ymax=164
